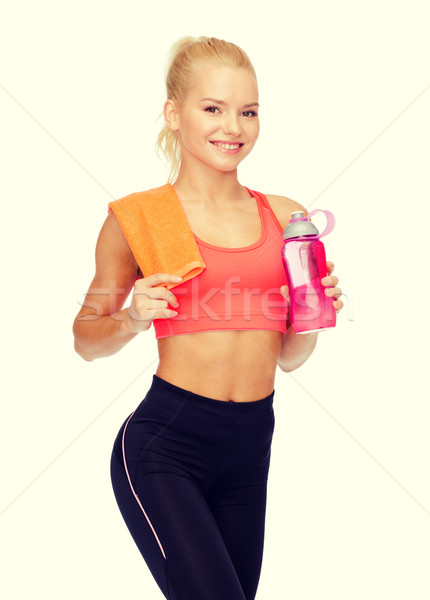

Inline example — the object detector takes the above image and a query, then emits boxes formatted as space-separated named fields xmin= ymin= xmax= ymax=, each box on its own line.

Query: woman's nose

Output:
xmin=222 ymin=113 xmax=242 ymax=136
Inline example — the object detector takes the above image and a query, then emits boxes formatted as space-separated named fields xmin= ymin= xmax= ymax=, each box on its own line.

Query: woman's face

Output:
xmin=172 ymin=64 xmax=260 ymax=173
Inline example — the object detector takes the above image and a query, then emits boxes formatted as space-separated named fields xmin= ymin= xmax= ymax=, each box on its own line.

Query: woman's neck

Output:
xmin=172 ymin=164 xmax=247 ymax=204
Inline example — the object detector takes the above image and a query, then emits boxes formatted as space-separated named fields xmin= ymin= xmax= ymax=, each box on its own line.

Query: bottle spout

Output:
xmin=291 ymin=211 xmax=305 ymax=220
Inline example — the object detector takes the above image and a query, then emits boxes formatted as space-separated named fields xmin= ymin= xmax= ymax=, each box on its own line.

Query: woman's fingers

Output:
xmin=324 ymin=286 xmax=342 ymax=299
xmin=280 ymin=284 xmax=290 ymax=302
xmin=326 ymin=261 xmax=334 ymax=274
xmin=135 ymin=274 xmax=180 ymax=307
xmin=323 ymin=261 xmax=343 ymax=313
xmin=322 ymin=274 xmax=339 ymax=287
xmin=321 ymin=260 xmax=344 ymax=312
xmin=126 ymin=273 xmax=181 ymax=331
xmin=322 ymin=261 xmax=339 ymax=289
xmin=332 ymin=298 xmax=344 ymax=313
xmin=144 ymin=272 xmax=183 ymax=287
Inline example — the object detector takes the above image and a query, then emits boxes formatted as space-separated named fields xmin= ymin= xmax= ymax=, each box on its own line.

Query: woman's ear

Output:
xmin=164 ymin=99 xmax=180 ymax=132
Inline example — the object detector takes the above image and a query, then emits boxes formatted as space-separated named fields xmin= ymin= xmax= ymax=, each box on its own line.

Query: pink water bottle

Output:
xmin=281 ymin=209 xmax=336 ymax=334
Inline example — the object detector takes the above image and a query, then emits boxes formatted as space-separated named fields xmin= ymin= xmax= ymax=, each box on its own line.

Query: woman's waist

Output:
xmin=155 ymin=329 xmax=282 ymax=402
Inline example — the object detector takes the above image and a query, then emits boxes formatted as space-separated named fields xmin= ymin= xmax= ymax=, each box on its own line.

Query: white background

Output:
xmin=1 ymin=1 xmax=429 ymax=598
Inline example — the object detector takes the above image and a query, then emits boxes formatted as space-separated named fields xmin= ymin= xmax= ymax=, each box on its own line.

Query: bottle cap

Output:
xmin=282 ymin=211 xmax=319 ymax=240
xmin=282 ymin=209 xmax=336 ymax=240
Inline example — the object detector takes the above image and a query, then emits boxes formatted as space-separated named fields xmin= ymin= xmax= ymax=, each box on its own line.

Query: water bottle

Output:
xmin=281 ymin=209 xmax=336 ymax=334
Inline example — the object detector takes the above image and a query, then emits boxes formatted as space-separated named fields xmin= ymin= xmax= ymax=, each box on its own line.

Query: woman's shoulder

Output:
xmin=263 ymin=193 xmax=309 ymax=230
xmin=112 ymin=183 xmax=171 ymax=204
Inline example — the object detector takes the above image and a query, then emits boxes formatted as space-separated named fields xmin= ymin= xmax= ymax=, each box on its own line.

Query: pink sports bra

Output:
xmin=152 ymin=188 xmax=289 ymax=339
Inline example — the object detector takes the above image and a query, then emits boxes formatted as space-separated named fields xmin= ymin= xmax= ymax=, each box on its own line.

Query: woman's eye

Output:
xmin=242 ymin=110 xmax=258 ymax=117
xmin=204 ymin=106 xmax=220 ymax=114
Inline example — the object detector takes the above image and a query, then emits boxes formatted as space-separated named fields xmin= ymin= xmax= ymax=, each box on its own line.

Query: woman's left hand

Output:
xmin=321 ymin=261 xmax=344 ymax=313
xmin=280 ymin=260 xmax=344 ymax=314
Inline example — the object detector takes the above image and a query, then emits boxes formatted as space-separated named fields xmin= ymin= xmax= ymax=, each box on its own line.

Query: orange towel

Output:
xmin=108 ymin=183 xmax=206 ymax=289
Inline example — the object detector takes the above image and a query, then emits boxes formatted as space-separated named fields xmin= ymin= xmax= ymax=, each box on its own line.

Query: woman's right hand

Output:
xmin=124 ymin=273 xmax=182 ymax=333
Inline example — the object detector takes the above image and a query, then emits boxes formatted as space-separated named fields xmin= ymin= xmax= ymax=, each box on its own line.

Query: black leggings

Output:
xmin=110 ymin=374 xmax=275 ymax=600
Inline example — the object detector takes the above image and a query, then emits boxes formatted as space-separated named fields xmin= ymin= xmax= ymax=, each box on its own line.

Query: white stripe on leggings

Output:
xmin=121 ymin=410 xmax=167 ymax=559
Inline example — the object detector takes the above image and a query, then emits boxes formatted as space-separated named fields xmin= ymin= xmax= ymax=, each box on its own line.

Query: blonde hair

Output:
xmin=155 ymin=36 xmax=257 ymax=183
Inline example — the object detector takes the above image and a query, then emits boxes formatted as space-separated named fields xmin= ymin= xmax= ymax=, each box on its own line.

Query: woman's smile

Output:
xmin=210 ymin=140 xmax=244 ymax=154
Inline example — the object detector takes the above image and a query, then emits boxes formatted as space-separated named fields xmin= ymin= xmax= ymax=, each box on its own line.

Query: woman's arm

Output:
xmin=73 ymin=212 xmax=181 ymax=361
xmin=277 ymin=327 xmax=319 ymax=372
xmin=73 ymin=212 xmax=141 ymax=361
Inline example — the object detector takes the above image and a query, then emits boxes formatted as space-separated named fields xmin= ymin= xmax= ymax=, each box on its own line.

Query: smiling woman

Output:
xmin=163 ymin=63 xmax=260 ymax=174
xmin=73 ymin=34 xmax=343 ymax=600
xmin=156 ymin=36 xmax=260 ymax=183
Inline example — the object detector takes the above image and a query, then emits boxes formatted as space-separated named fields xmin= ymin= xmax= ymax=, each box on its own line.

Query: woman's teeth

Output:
xmin=212 ymin=142 xmax=241 ymax=150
